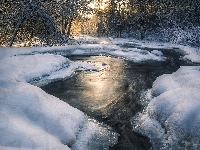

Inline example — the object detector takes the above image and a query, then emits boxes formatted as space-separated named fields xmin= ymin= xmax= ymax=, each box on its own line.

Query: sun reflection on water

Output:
xmin=79 ymin=56 xmax=126 ymax=111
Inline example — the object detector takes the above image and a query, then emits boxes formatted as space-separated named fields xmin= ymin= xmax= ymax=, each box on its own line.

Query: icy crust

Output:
xmin=0 ymin=80 xmax=117 ymax=150
xmin=0 ymin=54 xmax=99 ymax=85
xmin=132 ymin=66 xmax=200 ymax=149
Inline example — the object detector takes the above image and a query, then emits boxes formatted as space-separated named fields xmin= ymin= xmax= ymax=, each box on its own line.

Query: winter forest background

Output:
xmin=1 ymin=0 xmax=200 ymax=47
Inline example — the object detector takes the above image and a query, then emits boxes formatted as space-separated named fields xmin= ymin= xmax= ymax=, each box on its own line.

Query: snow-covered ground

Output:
xmin=0 ymin=80 xmax=118 ymax=150
xmin=0 ymin=42 xmax=166 ymax=63
xmin=0 ymin=35 xmax=200 ymax=149
xmin=0 ymin=54 xmax=99 ymax=86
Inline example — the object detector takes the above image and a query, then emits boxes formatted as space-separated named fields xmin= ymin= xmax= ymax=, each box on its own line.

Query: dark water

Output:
xmin=41 ymin=48 xmax=194 ymax=150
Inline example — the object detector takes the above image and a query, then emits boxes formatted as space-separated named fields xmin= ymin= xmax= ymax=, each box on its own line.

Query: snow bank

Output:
xmin=132 ymin=66 xmax=200 ymax=149
xmin=2 ymin=35 xmax=199 ymax=63
xmin=181 ymin=46 xmax=200 ymax=63
xmin=0 ymin=35 xmax=167 ymax=63
xmin=0 ymin=54 xmax=99 ymax=85
xmin=111 ymin=48 xmax=166 ymax=61
xmin=0 ymin=80 xmax=117 ymax=150
xmin=0 ymin=44 xmax=166 ymax=63
xmin=110 ymin=38 xmax=200 ymax=63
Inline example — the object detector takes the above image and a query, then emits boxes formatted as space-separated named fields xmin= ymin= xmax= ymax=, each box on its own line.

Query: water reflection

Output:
xmin=73 ymin=56 xmax=127 ymax=111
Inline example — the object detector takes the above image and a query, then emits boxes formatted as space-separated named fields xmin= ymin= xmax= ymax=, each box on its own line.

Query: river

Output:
xmin=41 ymin=46 xmax=195 ymax=150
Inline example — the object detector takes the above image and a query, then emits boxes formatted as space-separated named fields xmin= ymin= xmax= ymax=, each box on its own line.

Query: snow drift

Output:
xmin=0 ymin=80 xmax=117 ymax=150
xmin=132 ymin=66 xmax=200 ymax=149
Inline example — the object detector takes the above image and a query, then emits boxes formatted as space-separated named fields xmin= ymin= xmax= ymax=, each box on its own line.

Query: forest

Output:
xmin=1 ymin=0 xmax=200 ymax=47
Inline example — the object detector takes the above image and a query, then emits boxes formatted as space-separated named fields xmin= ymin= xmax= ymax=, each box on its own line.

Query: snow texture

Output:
xmin=1 ymin=36 xmax=200 ymax=63
xmin=0 ymin=80 xmax=117 ymax=150
xmin=132 ymin=66 xmax=200 ymax=149
xmin=0 ymin=54 xmax=99 ymax=86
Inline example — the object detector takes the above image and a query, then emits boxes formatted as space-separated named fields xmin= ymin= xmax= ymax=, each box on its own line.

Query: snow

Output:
xmin=75 ymin=35 xmax=200 ymax=63
xmin=181 ymin=46 xmax=200 ymax=63
xmin=0 ymin=43 xmax=166 ymax=63
xmin=132 ymin=66 xmax=200 ymax=149
xmin=1 ymin=35 xmax=200 ymax=149
xmin=0 ymin=80 xmax=117 ymax=150
xmin=0 ymin=54 xmax=99 ymax=86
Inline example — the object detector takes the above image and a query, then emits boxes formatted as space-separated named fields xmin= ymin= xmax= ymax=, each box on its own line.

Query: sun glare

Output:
xmin=86 ymin=0 xmax=109 ymax=18
xmin=88 ymin=0 xmax=109 ymax=11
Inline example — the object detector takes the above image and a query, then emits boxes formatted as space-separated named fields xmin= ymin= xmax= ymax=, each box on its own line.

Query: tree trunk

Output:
xmin=66 ymin=18 xmax=73 ymax=37
xmin=9 ymin=18 xmax=24 ymax=47
xmin=61 ymin=7 xmax=65 ymax=35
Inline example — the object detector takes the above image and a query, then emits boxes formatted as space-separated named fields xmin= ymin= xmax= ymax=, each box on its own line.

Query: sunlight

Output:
xmin=88 ymin=0 xmax=109 ymax=10
xmin=86 ymin=0 xmax=109 ymax=18
xmin=80 ymin=56 xmax=126 ymax=110
xmin=100 ymin=40 xmax=110 ymax=44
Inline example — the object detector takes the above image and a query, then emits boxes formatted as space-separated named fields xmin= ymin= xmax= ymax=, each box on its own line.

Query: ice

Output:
xmin=151 ymin=50 xmax=164 ymax=57
xmin=82 ymin=36 xmax=200 ymax=63
xmin=132 ymin=66 xmax=200 ymax=149
xmin=108 ymin=48 xmax=166 ymax=62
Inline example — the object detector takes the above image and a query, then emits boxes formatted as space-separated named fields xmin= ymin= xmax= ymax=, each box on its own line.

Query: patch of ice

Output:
xmin=107 ymin=48 xmax=166 ymax=62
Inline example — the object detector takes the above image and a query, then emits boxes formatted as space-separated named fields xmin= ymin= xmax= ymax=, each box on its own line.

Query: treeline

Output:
xmin=96 ymin=0 xmax=200 ymax=46
xmin=1 ymin=0 xmax=200 ymax=47
xmin=0 ymin=0 xmax=91 ymax=46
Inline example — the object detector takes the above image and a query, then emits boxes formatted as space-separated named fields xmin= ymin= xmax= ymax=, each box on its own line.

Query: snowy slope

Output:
xmin=0 ymin=80 xmax=117 ymax=150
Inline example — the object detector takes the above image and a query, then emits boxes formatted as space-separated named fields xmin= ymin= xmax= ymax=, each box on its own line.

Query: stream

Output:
xmin=41 ymin=47 xmax=195 ymax=150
